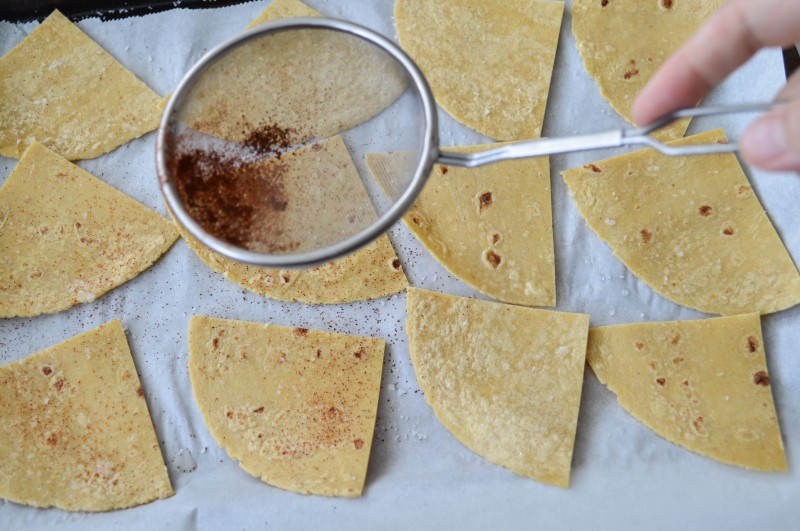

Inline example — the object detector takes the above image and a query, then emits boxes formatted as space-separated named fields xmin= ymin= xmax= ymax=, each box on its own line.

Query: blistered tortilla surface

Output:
xmin=587 ymin=314 xmax=786 ymax=471
xmin=561 ymin=129 xmax=800 ymax=315
xmin=367 ymin=146 xmax=555 ymax=306
xmin=572 ymin=0 xmax=723 ymax=140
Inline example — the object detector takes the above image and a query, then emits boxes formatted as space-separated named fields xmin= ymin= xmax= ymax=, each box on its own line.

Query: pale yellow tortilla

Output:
xmin=0 ymin=10 xmax=162 ymax=160
xmin=188 ymin=316 xmax=384 ymax=497
xmin=406 ymin=288 xmax=589 ymax=487
xmin=246 ymin=0 xmax=319 ymax=28
xmin=395 ymin=0 xmax=563 ymax=140
xmin=0 ymin=320 xmax=173 ymax=511
xmin=572 ymin=0 xmax=723 ymax=140
xmin=587 ymin=314 xmax=786 ymax=471
xmin=561 ymin=129 xmax=800 ymax=316
xmin=367 ymin=146 xmax=555 ymax=307
xmin=0 ymin=142 xmax=179 ymax=318
xmin=180 ymin=0 xmax=406 ymax=145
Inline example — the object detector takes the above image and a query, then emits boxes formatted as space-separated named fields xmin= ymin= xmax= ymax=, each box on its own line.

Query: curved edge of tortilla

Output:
xmin=177 ymin=223 xmax=408 ymax=304
xmin=394 ymin=0 xmax=564 ymax=141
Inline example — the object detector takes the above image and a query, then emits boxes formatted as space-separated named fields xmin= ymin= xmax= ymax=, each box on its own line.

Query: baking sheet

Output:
xmin=1 ymin=1 xmax=798 ymax=529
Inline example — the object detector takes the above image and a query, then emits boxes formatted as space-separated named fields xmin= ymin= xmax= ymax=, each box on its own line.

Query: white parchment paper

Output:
xmin=1 ymin=1 xmax=798 ymax=529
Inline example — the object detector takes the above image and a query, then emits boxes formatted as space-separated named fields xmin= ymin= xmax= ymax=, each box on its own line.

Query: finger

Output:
xmin=776 ymin=67 xmax=800 ymax=101
xmin=632 ymin=0 xmax=800 ymax=126
xmin=740 ymin=97 xmax=800 ymax=172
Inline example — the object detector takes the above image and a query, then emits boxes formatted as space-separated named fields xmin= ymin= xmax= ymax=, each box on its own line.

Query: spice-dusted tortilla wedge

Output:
xmin=406 ymin=288 xmax=589 ymax=487
xmin=395 ymin=0 xmax=563 ymax=140
xmin=0 ymin=320 xmax=173 ymax=511
xmin=572 ymin=0 xmax=722 ymax=140
xmin=562 ymin=130 xmax=800 ymax=315
xmin=175 ymin=135 xmax=408 ymax=304
xmin=587 ymin=314 xmax=787 ymax=471
xmin=179 ymin=0 xmax=406 ymax=145
xmin=367 ymin=147 xmax=555 ymax=307
xmin=0 ymin=142 xmax=179 ymax=318
xmin=0 ymin=10 xmax=162 ymax=160
xmin=188 ymin=316 xmax=384 ymax=497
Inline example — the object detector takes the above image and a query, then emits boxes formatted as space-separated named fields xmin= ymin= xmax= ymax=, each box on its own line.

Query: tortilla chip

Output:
xmin=0 ymin=142 xmax=179 ymax=318
xmin=406 ymin=288 xmax=589 ymax=487
xmin=0 ymin=10 xmax=162 ymax=160
xmin=561 ymin=130 xmax=800 ymax=315
xmin=246 ymin=0 xmax=319 ymax=28
xmin=0 ymin=320 xmax=173 ymax=511
xmin=367 ymin=146 xmax=555 ymax=307
xmin=572 ymin=0 xmax=722 ymax=140
xmin=188 ymin=316 xmax=384 ymax=497
xmin=179 ymin=0 xmax=406 ymax=145
xmin=587 ymin=314 xmax=786 ymax=471
xmin=395 ymin=0 xmax=563 ymax=140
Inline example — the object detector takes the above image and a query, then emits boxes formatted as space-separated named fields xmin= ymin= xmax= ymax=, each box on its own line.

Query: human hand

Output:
xmin=632 ymin=0 xmax=800 ymax=172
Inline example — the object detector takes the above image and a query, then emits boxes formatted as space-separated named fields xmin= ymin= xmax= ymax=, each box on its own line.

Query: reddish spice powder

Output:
xmin=172 ymin=132 xmax=299 ymax=252
xmin=242 ymin=123 xmax=297 ymax=157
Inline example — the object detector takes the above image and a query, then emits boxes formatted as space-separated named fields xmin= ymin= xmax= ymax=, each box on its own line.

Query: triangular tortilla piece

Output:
xmin=246 ymin=0 xmax=319 ymax=28
xmin=0 ymin=320 xmax=173 ymax=511
xmin=188 ymin=316 xmax=384 ymax=497
xmin=587 ymin=314 xmax=786 ymax=471
xmin=0 ymin=142 xmax=179 ymax=318
xmin=179 ymin=0 xmax=406 ymax=145
xmin=0 ymin=10 xmax=162 ymax=160
xmin=572 ymin=0 xmax=723 ymax=141
xmin=367 ymin=147 xmax=555 ymax=307
xmin=406 ymin=288 xmax=589 ymax=487
xmin=395 ymin=0 xmax=563 ymax=140
xmin=561 ymin=129 xmax=800 ymax=315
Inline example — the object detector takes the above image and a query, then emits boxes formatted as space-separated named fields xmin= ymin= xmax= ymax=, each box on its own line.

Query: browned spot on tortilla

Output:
xmin=747 ymin=336 xmax=760 ymax=353
xmin=753 ymin=371 xmax=770 ymax=386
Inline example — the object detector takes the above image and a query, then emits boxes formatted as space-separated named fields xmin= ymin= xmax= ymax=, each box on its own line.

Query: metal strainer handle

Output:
xmin=436 ymin=102 xmax=783 ymax=168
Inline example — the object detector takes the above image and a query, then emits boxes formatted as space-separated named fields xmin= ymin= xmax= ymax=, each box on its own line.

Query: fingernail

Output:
xmin=744 ymin=115 xmax=787 ymax=163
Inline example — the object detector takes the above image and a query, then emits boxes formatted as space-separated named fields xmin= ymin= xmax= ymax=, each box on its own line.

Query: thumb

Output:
xmin=740 ymin=100 xmax=800 ymax=172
